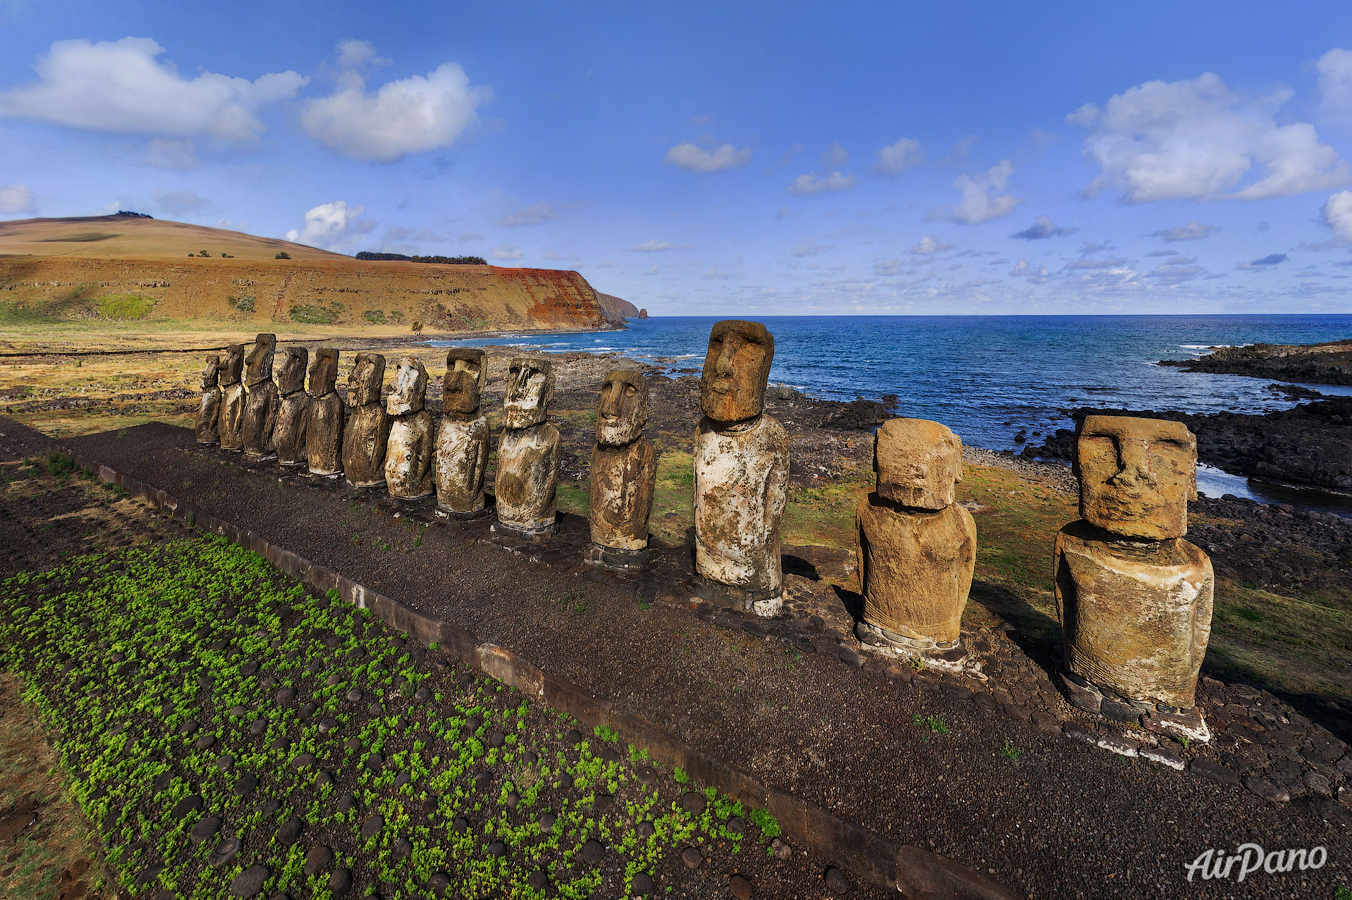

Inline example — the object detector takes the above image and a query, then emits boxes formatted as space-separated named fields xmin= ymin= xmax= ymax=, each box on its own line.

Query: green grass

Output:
xmin=96 ymin=294 xmax=155 ymax=320
xmin=289 ymin=301 xmax=344 ymax=325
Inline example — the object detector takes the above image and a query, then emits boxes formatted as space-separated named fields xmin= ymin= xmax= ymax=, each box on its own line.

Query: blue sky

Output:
xmin=4 ymin=1 xmax=1352 ymax=315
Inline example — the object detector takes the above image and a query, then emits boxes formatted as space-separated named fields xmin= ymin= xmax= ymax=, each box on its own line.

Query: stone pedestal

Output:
xmin=305 ymin=393 xmax=344 ymax=477
xmin=435 ymin=415 xmax=489 ymax=515
xmin=589 ymin=439 xmax=656 ymax=552
xmin=1055 ymin=520 xmax=1214 ymax=713
xmin=496 ymin=424 xmax=561 ymax=536
xmin=693 ymin=413 xmax=789 ymax=610
xmin=195 ymin=355 xmax=221 ymax=445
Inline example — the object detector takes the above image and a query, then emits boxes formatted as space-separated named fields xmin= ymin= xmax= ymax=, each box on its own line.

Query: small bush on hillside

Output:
xmin=411 ymin=321 xmax=424 ymax=333
xmin=275 ymin=251 xmax=291 ymax=260
xmin=229 ymin=295 xmax=256 ymax=313
xmin=290 ymin=301 xmax=343 ymax=325
xmin=363 ymin=309 xmax=387 ymax=324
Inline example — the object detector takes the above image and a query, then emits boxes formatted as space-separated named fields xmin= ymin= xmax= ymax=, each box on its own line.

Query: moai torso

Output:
xmin=272 ymin=347 xmax=309 ymax=467
xmin=241 ymin=333 xmax=279 ymax=460
xmin=195 ymin=355 xmax=222 ymax=444
xmin=856 ymin=419 xmax=976 ymax=650
xmin=496 ymin=357 xmax=560 ymax=535
xmin=435 ymin=349 xmax=489 ymax=515
xmin=218 ymin=344 xmax=246 ymax=452
xmin=589 ymin=369 xmax=656 ymax=552
xmin=342 ymin=353 xmax=389 ymax=488
xmin=384 ymin=356 xmax=434 ymax=500
xmin=305 ymin=349 xmax=343 ymax=476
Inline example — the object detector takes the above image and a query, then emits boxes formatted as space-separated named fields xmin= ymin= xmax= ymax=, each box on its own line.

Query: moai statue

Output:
xmin=692 ymin=320 xmax=789 ymax=616
xmin=385 ymin=356 xmax=434 ymax=500
xmin=1055 ymin=414 xmax=1214 ymax=741
xmin=218 ymin=343 xmax=246 ymax=452
xmin=435 ymin=349 xmax=489 ymax=516
xmin=855 ymin=419 xmax=977 ymax=661
xmin=195 ymin=355 xmax=222 ymax=445
xmin=241 ymin=333 xmax=279 ymax=460
xmin=586 ymin=369 xmax=657 ymax=568
xmin=304 ymin=349 xmax=344 ymax=477
xmin=342 ymin=353 xmax=390 ymax=488
xmin=272 ymin=347 xmax=309 ymax=467
xmin=495 ymin=356 xmax=561 ymax=538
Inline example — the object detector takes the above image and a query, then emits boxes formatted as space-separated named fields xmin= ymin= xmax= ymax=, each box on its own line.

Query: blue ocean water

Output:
xmin=433 ymin=315 xmax=1352 ymax=510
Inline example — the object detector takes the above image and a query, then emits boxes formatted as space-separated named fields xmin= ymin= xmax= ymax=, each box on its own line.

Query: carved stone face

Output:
xmin=387 ymin=356 xmax=428 ymax=416
xmin=442 ymin=348 xmax=486 ymax=416
xmin=1077 ymin=415 xmax=1197 ymax=540
xmin=277 ymin=347 xmax=308 ymax=394
xmin=597 ymin=369 xmax=648 ymax=446
xmin=220 ymin=344 xmax=245 ymax=386
xmin=700 ymin=320 xmax=773 ymax=424
xmin=201 ymin=355 xmax=221 ymax=390
xmin=503 ymin=356 xmax=554 ymax=428
xmin=244 ymin=333 xmax=276 ymax=385
xmin=347 ymin=352 xmax=386 ymax=407
xmin=309 ymin=348 xmax=339 ymax=395
xmin=874 ymin=418 xmax=963 ymax=510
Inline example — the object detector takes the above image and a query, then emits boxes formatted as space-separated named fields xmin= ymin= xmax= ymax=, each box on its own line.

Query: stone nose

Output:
xmin=715 ymin=339 xmax=740 ymax=377
xmin=599 ymin=385 xmax=622 ymax=418
xmin=1109 ymin=438 xmax=1156 ymax=488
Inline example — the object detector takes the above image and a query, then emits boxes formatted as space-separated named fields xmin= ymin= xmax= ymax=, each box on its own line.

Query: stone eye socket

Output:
xmin=625 ymin=385 xmax=637 ymax=395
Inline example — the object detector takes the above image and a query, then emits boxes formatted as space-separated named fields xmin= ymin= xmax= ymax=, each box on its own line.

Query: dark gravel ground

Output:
xmin=51 ymin=420 xmax=1352 ymax=899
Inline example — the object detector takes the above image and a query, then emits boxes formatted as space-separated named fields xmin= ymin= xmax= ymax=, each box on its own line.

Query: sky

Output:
xmin=3 ymin=1 xmax=1352 ymax=316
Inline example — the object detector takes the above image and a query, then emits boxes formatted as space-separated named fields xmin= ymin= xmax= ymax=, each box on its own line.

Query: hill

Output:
xmin=0 ymin=215 xmax=626 ymax=337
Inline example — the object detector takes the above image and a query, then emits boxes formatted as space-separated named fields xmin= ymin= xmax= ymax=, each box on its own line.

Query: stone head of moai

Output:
xmin=874 ymin=418 xmax=963 ymax=510
xmin=388 ymin=356 xmax=428 ymax=416
xmin=700 ymin=320 xmax=774 ymax=425
xmin=200 ymin=355 xmax=221 ymax=390
xmin=347 ymin=353 xmax=386 ymax=408
xmin=442 ymin=348 xmax=486 ymax=416
xmin=244 ymin=333 xmax=277 ymax=386
xmin=503 ymin=356 xmax=555 ymax=429
xmin=277 ymin=347 xmax=308 ymax=395
xmin=220 ymin=344 xmax=245 ymax=386
xmin=1076 ymin=414 xmax=1197 ymax=540
xmin=309 ymin=348 xmax=339 ymax=396
xmin=597 ymin=369 xmax=648 ymax=446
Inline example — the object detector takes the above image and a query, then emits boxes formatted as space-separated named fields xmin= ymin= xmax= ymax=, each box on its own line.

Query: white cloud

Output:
xmin=153 ymin=189 xmax=211 ymax=216
xmin=928 ymin=160 xmax=1022 ymax=224
xmin=1009 ymin=259 xmax=1050 ymax=283
xmin=664 ymin=141 xmax=752 ymax=173
xmin=459 ymin=231 xmax=483 ymax=242
xmin=285 ymin=200 xmax=374 ymax=252
xmin=489 ymin=246 xmax=524 ymax=261
xmin=301 ymin=49 xmax=489 ymax=162
xmin=819 ymin=142 xmax=849 ymax=169
xmin=1070 ymin=72 xmax=1350 ymax=202
xmin=143 ymin=137 xmax=198 ymax=170
xmin=790 ymin=238 xmax=831 ymax=257
xmin=910 ymin=235 xmax=953 ymax=255
xmin=499 ymin=202 xmax=558 ymax=227
xmin=1317 ymin=48 xmax=1352 ymax=121
xmin=1011 ymin=215 xmax=1075 ymax=240
xmin=542 ymin=249 xmax=577 ymax=261
xmin=873 ymin=137 xmax=922 ymax=177
xmin=1064 ymin=256 xmax=1128 ymax=270
xmin=0 ymin=38 xmax=306 ymax=141
xmin=1151 ymin=221 xmax=1220 ymax=242
xmin=335 ymin=40 xmax=390 ymax=71
xmin=642 ymin=265 xmax=659 ymax=275
xmin=774 ymin=206 xmax=799 ymax=219
xmin=383 ymin=226 xmax=443 ymax=242
xmin=629 ymin=240 xmax=692 ymax=252
xmin=787 ymin=171 xmax=855 ymax=194
xmin=0 ymin=183 xmax=36 ymax=215
xmin=1322 ymin=190 xmax=1352 ymax=242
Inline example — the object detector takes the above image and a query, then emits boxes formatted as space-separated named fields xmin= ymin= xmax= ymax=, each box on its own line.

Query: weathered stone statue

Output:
xmin=195 ymin=355 xmax=222 ymax=445
xmin=384 ymin=356 xmax=434 ymax=500
xmin=305 ymin=349 xmax=344 ymax=477
xmin=272 ymin=347 xmax=309 ymax=467
xmin=495 ymin=356 xmax=561 ymax=538
xmin=587 ymin=369 xmax=656 ymax=568
xmin=855 ymin=419 xmax=977 ymax=659
xmin=692 ymin=320 xmax=789 ymax=616
xmin=218 ymin=344 xmax=246 ymax=452
xmin=435 ymin=349 xmax=489 ymax=516
xmin=1055 ymin=415 xmax=1214 ymax=741
xmin=341 ymin=352 xmax=390 ymax=488
xmin=241 ymin=333 xmax=279 ymax=460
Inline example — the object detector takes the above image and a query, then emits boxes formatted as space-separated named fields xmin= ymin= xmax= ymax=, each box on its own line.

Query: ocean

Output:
xmin=432 ymin=315 xmax=1352 ymax=512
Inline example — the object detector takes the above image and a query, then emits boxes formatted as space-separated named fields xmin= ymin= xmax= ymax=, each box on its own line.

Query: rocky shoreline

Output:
xmin=1161 ymin=338 xmax=1352 ymax=385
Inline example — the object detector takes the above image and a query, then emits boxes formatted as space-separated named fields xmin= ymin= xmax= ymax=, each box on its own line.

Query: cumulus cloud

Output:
xmin=927 ymin=161 xmax=1022 ymax=224
xmin=143 ymin=137 xmax=198 ymax=170
xmin=1236 ymin=253 xmax=1289 ymax=270
xmin=1070 ymin=72 xmax=1350 ymax=202
xmin=0 ymin=38 xmax=306 ymax=141
xmin=629 ymin=240 xmax=692 ymax=252
xmin=153 ymin=189 xmax=211 ymax=216
xmin=1010 ymin=259 xmax=1050 ymax=282
xmin=664 ymin=141 xmax=752 ymax=173
xmin=0 ymin=183 xmax=36 ymax=215
xmin=1322 ymin=190 xmax=1352 ymax=242
xmin=1011 ymin=215 xmax=1074 ymax=240
xmin=499 ymin=202 xmax=558 ymax=227
xmin=873 ymin=137 xmax=922 ymax=177
xmin=1317 ymin=48 xmax=1352 ymax=121
xmin=819 ymin=142 xmax=849 ymax=169
xmin=302 ymin=46 xmax=489 ymax=162
xmin=285 ymin=200 xmax=374 ymax=252
xmin=334 ymin=39 xmax=391 ymax=72
xmin=910 ymin=235 xmax=953 ymax=255
xmin=790 ymin=238 xmax=831 ymax=257
xmin=873 ymin=258 xmax=910 ymax=277
xmin=642 ymin=265 xmax=659 ymax=275
xmin=489 ymin=246 xmax=524 ymax=261
xmin=1151 ymin=221 xmax=1220 ymax=242
xmin=787 ymin=171 xmax=855 ymax=194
